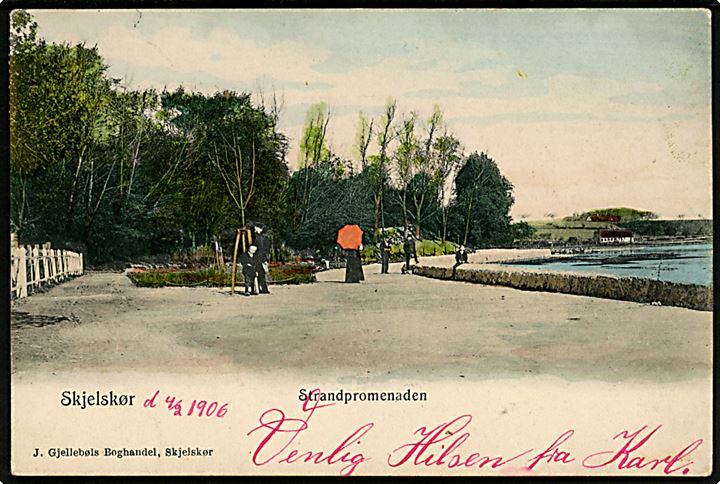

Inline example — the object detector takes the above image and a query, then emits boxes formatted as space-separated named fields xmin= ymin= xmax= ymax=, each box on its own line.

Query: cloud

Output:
xmin=53 ymin=22 xmax=333 ymax=88
xmin=33 ymin=9 xmax=711 ymax=218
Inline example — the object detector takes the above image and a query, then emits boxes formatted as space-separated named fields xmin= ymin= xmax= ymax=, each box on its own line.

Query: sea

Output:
xmin=503 ymin=242 xmax=713 ymax=286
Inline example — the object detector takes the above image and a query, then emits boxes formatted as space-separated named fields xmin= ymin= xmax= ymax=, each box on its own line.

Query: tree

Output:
xmin=299 ymin=102 xmax=331 ymax=168
xmin=353 ymin=111 xmax=374 ymax=170
xmin=409 ymin=105 xmax=444 ymax=238
xmin=11 ymin=12 xmax=293 ymax=263
xmin=212 ymin=133 xmax=257 ymax=228
xmin=160 ymin=89 xmax=289 ymax=244
xmin=284 ymin=158 xmax=374 ymax=256
xmin=286 ymin=103 xmax=334 ymax=234
xmin=431 ymin=132 xmax=462 ymax=243
xmin=392 ymin=111 xmax=419 ymax=231
xmin=367 ymin=98 xmax=397 ymax=235
xmin=406 ymin=171 xmax=441 ymax=236
xmin=448 ymin=152 xmax=515 ymax=247
xmin=10 ymin=10 xmax=121 ymax=253
xmin=511 ymin=221 xmax=536 ymax=241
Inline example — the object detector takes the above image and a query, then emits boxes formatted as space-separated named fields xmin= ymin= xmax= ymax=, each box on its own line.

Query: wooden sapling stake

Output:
xmin=231 ymin=228 xmax=241 ymax=294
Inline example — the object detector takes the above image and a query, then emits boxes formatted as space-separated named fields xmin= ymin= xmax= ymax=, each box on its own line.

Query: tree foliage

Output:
xmin=448 ymin=152 xmax=515 ymax=248
xmin=10 ymin=11 xmax=522 ymax=264
xmin=580 ymin=207 xmax=658 ymax=221
xmin=10 ymin=12 xmax=289 ymax=263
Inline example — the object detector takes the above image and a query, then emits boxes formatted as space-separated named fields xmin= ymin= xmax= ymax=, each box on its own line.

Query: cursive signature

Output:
xmin=582 ymin=425 xmax=702 ymax=475
xmin=247 ymin=392 xmax=703 ymax=476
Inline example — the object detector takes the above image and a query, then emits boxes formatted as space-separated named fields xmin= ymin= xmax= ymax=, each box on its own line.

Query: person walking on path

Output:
xmin=239 ymin=245 xmax=259 ymax=295
xmin=344 ymin=247 xmax=365 ymax=283
xmin=337 ymin=223 xmax=365 ymax=283
xmin=253 ymin=225 xmax=271 ymax=294
xmin=402 ymin=233 xmax=418 ymax=274
xmin=452 ymin=244 xmax=468 ymax=279
xmin=379 ymin=236 xmax=390 ymax=274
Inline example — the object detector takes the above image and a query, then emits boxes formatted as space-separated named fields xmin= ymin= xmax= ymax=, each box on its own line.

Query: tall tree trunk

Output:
xmin=126 ymin=137 xmax=141 ymax=199
xmin=12 ymin=176 xmax=27 ymax=231
xmin=413 ymin=192 xmax=425 ymax=238
xmin=401 ymin=190 xmax=408 ymax=231
xmin=379 ymin=189 xmax=385 ymax=231
xmin=374 ymin=193 xmax=381 ymax=235
xmin=69 ymin=148 xmax=86 ymax=208
xmin=463 ymin=199 xmax=474 ymax=246
xmin=88 ymin=158 xmax=94 ymax=209
xmin=442 ymin=207 xmax=449 ymax=244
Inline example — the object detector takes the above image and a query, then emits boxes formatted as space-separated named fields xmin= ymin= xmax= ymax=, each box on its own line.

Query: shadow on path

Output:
xmin=11 ymin=310 xmax=80 ymax=328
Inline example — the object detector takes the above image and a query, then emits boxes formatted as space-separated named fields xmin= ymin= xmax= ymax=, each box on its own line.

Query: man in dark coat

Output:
xmin=379 ymin=236 xmax=390 ymax=274
xmin=452 ymin=245 xmax=468 ymax=279
xmin=253 ymin=225 xmax=271 ymax=294
xmin=455 ymin=245 xmax=469 ymax=265
xmin=238 ymin=245 xmax=258 ymax=295
xmin=403 ymin=233 xmax=418 ymax=273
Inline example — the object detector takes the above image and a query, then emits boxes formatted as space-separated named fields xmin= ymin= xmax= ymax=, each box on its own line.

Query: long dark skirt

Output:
xmin=345 ymin=250 xmax=365 ymax=283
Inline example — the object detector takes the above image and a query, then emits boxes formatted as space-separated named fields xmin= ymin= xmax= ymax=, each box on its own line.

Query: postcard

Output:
xmin=6 ymin=7 xmax=713 ymax=478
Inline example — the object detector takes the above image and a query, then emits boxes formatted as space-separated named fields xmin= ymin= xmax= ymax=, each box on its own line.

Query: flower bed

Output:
xmin=127 ymin=268 xmax=229 ymax=288
xmin=268 ymin=263 xmax=316 ymax=284
xmin=127 ymin=264 xmax=316 ymax=288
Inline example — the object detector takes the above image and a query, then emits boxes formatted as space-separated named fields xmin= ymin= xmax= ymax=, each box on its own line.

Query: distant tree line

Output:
xmin=618 ymin=219 xmax=712 ymax=238
xmin=564 ymin=207 xmax=658 ymax=222
xmin=9 ymin=11 xmax=523 ymax=264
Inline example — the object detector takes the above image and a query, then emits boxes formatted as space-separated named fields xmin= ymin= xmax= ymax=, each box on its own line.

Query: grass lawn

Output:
xmin=361 ymin=239 xmax=456 ymax=262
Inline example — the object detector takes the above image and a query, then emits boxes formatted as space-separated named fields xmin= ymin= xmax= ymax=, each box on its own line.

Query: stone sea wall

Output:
xmin=415 ymin=263 xmax=713 ymax=312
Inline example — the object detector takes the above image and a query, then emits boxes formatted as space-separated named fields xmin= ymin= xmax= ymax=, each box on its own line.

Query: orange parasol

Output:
xmin=336 ymin=224 xmax=364 ymax=250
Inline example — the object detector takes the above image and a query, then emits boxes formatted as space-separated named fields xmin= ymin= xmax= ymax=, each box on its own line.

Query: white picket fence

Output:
xmin=10 ymin=240 xmax=84 ymax=300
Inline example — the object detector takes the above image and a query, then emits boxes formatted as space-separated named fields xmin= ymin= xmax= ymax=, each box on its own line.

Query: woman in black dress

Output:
xmin=344 ymin=248 xmax=365 ymax=283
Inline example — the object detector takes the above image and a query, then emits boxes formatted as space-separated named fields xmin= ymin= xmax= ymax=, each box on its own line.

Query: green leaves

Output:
xmin=299 ymin=102 xmax=331 ymax=168
xmin=10 ymin=39 xmax=112 ymax=177
xmin=10 ymin=12 xmax=289 ymax=263
xmin=10 ymin=11 xmax=521 ymax=264
xmin=449 ymin=152 xmax=515 ymax=247
xmin=159 ymin=89 xmax=289 ymax=235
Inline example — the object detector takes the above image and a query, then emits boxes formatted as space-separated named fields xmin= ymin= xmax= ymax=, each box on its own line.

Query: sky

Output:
xmin=29 ymin=8 xmax=712 ymax=220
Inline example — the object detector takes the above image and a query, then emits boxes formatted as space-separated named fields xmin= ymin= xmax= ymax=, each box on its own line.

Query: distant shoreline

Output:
xmin=548 ymin=237 xmax=712 ymax=255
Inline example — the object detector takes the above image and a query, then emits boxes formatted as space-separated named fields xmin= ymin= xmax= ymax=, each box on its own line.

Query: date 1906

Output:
xmin=143 ymin=390 xmax=229 ymax=418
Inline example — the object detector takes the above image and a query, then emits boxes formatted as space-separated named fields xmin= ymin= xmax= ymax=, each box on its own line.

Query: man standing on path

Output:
xmin=403 ymin=233 xmax=418 ymax=274
xmin=253 ymin=224 xmax=271 ymax=294
xmin=379 ymin=235 xmax=390 ymax=274
xmin=239 ymin=245 xmax=258 ymax=295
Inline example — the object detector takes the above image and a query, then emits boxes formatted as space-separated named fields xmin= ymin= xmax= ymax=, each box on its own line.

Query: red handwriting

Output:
xmin=247 ymin=388 xmax=372 ymax=476
xmin=582 ymin=425 xmax=703 ymax=475
xmin=526 ymin=429 xmax=576 ymax=470
xmin=143 ymin=389 xmax=228 ymax=418
xmin=246 ymin=395 xmax=704 ymax=476
xmin=388 ymin=414 xmax=533 ymax=469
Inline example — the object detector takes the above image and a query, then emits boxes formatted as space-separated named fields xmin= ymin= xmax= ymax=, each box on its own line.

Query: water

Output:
xmin=503 ymin=243 xmax=713 ymax=286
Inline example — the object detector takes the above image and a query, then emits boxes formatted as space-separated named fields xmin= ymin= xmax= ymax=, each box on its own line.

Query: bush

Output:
xmin=416 ymin=239 xmax=456 ymax=256
xmin=361 ymin=246 xmax=379 ymax=263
